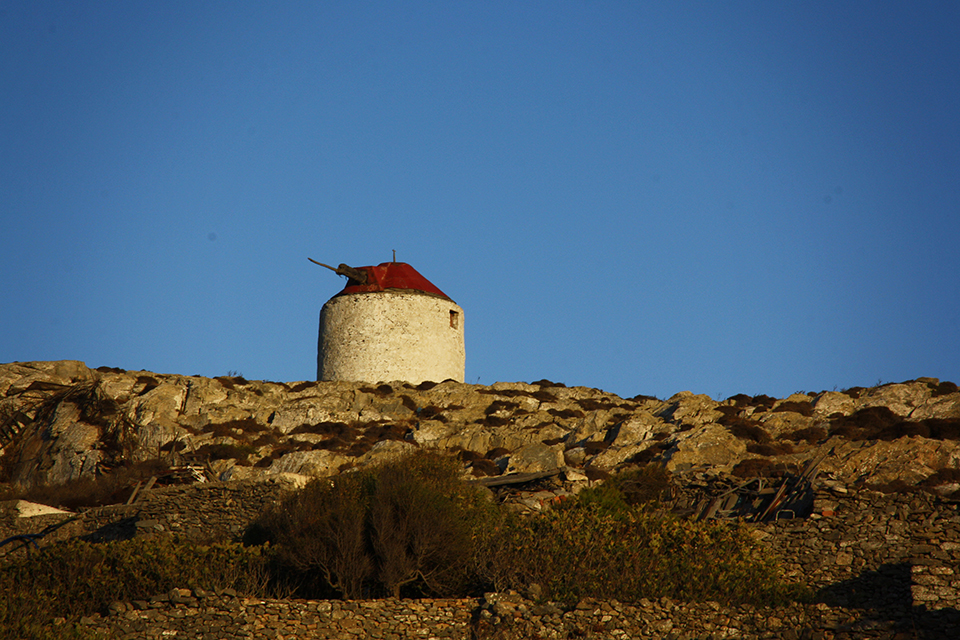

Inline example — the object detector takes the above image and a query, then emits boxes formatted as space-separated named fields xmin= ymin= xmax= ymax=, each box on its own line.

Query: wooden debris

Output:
xmin=694 ymin=447 xmax=831 ymax=522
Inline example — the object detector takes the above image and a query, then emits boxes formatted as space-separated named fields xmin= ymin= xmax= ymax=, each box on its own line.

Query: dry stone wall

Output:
xmin=80 ymin=593 xmax=476 ymax=640
xmin=12 ymin=476 xmax=954 ymax=639
xmin=758 ymin=486 xmax=960 ymax=612
xmin=75 ymin=585 xmax=960 ymax=640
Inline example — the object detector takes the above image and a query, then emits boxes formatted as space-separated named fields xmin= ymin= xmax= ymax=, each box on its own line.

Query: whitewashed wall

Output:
xmin=317 ymin=291 xmax=465 ymax=384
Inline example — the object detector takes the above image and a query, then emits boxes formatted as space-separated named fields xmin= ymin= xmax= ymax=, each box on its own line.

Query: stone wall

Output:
xmin=79 ymin=592 xmax=476 ymax=640
xmin=50 ymin=480 xmax=960 ymax=639
xmin=757 ymin=486 xmax=960 ymax=612
xmin=80 ymin=477 xmax=295 ymax=542
xmin=75 ymin=588 xmax=960 ymax=640
xmin=319 ymin=291 xmax=466 ymax=384
xmin=0 ymin=477 xmax=295 ymax=546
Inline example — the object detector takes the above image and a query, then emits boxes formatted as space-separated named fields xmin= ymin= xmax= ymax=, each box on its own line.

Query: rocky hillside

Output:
xmin=2 ymin=361 xmax=959 ymax=499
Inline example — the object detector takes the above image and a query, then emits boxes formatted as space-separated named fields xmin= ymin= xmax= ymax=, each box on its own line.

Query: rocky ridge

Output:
xmin=1 ymin=361 xmax=959 ymax=498
xmin=2 ymin=361 xmax=959 ymax=499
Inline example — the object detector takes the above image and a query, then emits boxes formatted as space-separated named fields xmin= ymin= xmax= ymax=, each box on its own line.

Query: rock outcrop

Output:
xmin=4 ymin=362 xmax=960 ymax=639
xmin=1 ymin=361 xmax=959 ymax=499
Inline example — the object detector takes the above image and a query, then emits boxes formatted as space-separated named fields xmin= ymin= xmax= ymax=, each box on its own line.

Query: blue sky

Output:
xmin=2 ymin=2 xmax=958 ymax=400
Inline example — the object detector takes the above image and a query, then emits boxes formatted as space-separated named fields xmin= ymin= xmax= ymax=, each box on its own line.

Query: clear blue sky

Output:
xmin=2 ymin=2 xmax=958 ymax=400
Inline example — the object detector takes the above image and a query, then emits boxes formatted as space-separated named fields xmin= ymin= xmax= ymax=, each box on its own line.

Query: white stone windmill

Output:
xmin=311 ymin=257 xmax=465 ymax=384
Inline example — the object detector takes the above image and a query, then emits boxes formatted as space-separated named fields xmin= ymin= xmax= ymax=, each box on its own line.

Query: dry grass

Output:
xmin=0 ymin=458 xmax=172 ymax=509
xmin=727 ymin=422 xmax=772 ymax=443
xmin=746 ymin=442 xmax=796 ymax=456
xmin=731 ymin=458 xmax=775 ymax=478
xmin=782 ymin=427 xmax=828 ymax=444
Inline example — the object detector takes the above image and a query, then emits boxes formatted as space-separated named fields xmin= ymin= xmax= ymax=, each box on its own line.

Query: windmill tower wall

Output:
xmin=314 ymin=261 xmax=465 ymax=384
xmin=318 ymin=292 xmax=464 ymax=384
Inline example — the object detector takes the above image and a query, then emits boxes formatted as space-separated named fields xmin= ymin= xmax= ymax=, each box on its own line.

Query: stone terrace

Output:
xmin=24 ymin=477 xmax=955 ymax=639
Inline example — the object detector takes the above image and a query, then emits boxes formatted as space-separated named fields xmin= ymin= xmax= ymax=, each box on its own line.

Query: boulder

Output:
xmin=356 ymin=440 xmax=419 ymax=469
xmin=590 ymin=442 xmax=650 ymax=469
xmin=819 ymin=437 xmax=960 ymax=487
xmin=208 ymin=459 xmax=261 ymax=482
xmin=859 ymin=382 xmax=931 ymax=417
xmin=0 ymin=360 xmax=92 ymax=396
xmin=662 ymin=423 xmax=747 ymax=473
xmin=503 ymin=443 xmax=564 ymax=475
xmin=267 ymin=450 xmax=351 ymax=477
xmin=588 ymin=413 xmax=665 ymax=469
xmin=909 ymin=393 xmax=960 ymax=420
xmin=269 ymin=397 xmax=357 ymax=434
xmin=5 ymin=500 xmax=72 ymax=518
xmin=657 ymin=392 xmax=723 ymax=428
xmin=436 ymin=425 xmax=494 ymax=455
xmin=813 ymin=392 xmax=857 ymax=418
xmin=564 ymin=447 xmax=587 ymax=466
xmin=16 ymin=399 xmax=102 ymax=487
xmin=409 ymin=420 xmax=453 ymax=445
xmin=758 ymin=411 xmax=815 ymax=438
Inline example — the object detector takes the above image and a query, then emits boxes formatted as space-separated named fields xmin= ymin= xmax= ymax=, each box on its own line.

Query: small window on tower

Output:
xmin=449 ymin=310 xmax=459 ymax=329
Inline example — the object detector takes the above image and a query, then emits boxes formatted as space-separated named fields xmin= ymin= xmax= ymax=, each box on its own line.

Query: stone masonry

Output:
xmin=11 ymin=477 xmax=952 ymax=639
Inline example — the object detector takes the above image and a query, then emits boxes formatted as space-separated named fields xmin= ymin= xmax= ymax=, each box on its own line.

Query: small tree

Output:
xmin=253 ymin=453 xmax=495 ymax=599
xmin=259 ymin=472 xmax=373 ymax=599
xmin=370 ymin=455 xmax=479 ymax=597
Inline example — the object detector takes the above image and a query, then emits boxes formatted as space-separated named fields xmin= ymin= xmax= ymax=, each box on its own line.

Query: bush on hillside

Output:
xmin=250 ymin=453 xmax=496 ymax=599
xmin=370 ymin=456 xmax=489 ymax=597
xmin=253 ymin=470 xmax=373 ymax=598
xmin=477 ymin=501 xmax=805 ymax=606
xmin=574 ymin=464 xmax=673 ymax=514
xmin=476 ymin=464 xmax=802 ymax=606
xmin=0 ymin=536 xmax=272 ymax=640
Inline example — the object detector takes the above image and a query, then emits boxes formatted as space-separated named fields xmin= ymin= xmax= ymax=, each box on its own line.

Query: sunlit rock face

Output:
xmin=1 ymin=361 xmax=959 ymax=493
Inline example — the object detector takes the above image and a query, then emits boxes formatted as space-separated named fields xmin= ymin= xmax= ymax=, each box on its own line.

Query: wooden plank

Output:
xmin=125 ymin=480 xmax=143 ymax=505
xmin=702 ymin=497 xmax=722 ymax=520
xmin=757 ymin=479 xmax=789 ymax=522
xmin=469 ymin=469 xmax=562 ymax=487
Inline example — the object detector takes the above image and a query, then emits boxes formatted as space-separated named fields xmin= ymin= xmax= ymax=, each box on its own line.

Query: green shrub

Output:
xmin=573 ymin=464 xmax=672 ymax=514
xmin=475 ymin=464 xmax=803 ymax=606
xmin=251 ymin=453 xmax=496 ymax=599
xmin=478 ymin=503 xmax=805 ymax=606
xmin=571 ymin=478 xmax=630 ymax=514
xmin=254 ymin=470 xmax=374 ymax=598
xmin=0 ymin=536 xmax=272 ymax=640
xmin=610 ymin=464 xmax=673 ymax=506
xmin=370 ymin=455 xmax=488 ymax=597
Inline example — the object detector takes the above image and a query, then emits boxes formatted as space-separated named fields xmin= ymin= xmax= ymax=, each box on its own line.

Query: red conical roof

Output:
xmin=338 ymin=262 xmax=452 ymax=300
